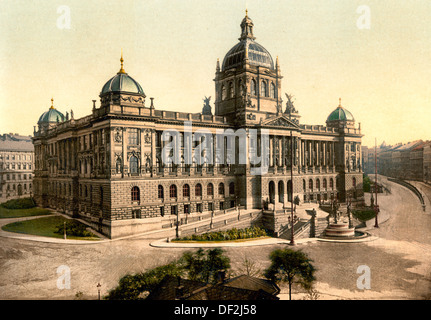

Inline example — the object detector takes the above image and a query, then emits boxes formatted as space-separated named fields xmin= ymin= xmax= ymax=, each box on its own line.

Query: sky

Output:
xmin=1 ymin=0 xmax=431 ymax=147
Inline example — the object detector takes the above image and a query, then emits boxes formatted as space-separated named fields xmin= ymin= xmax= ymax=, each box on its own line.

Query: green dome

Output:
xmin=327 ymin=105 xmax=355 ymax=122
xmin=101 ymin=72 xmax=144 ymax=95
xmin=38 ymin=100 xmax=65 ymax=124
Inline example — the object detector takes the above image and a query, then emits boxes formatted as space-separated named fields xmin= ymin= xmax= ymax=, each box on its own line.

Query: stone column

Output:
xmin=122 ymin=128 xmax=127 ymax=177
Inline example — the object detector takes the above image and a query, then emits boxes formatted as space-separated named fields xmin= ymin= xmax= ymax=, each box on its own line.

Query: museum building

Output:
xmin=32 ymin=13 xmax=363 ymax=238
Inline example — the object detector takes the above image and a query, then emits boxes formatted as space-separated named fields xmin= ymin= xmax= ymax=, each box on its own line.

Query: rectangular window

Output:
xmin=196 ymin=203 xmax=202 ymax=213
xmin=184 ymin=204 xmax=189 ymax=214
xmin=171 ymin=205 xmax=177 ymax=215
xmin=128 ymin=128 xmax=139 ymax=145
xmin=219 ymin=202 xmax=224 ymax=210
xmin=208 ymin=203 xmax=213 ymax=212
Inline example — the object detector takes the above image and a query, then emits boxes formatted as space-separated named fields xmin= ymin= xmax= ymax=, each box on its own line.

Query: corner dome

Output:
xmin=38 ymin=99 xmax=65 ymax=124
xmin=100 ymin=53 xmax=145 ymax=96
xmin=222 ymin=11 xmax=274 ymax=71
xmin=327 ymin=99 xmax=355 ymax=123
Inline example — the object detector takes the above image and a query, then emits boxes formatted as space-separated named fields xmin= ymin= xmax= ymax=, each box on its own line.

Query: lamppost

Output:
xmin=374 ymin=138 xmax=379 ymax=228
xmin=96 ymin=283 xmax=101 ymax=300
xmin=290 ymin=131 xmax=295 ymax=245
xmin=175 ymin=208 xmax=180 ymax=239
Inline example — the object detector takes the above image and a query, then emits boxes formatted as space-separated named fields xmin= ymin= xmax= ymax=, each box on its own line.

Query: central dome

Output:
xmin=222 ymin=40 xmax=274 ymax=71
xmin=101 ymin=73 xmax=144 ymax=95
xmin=222 ymin=12 xmax=274 ymax=71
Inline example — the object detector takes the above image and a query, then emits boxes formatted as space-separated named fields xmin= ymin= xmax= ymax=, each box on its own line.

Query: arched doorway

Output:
xmin=278 ymin=181 xmax=284 ymax=203
xmin=287 ymin=180 xmax=292 ymax=202
xmin=269 ymin=181 xmax=275 ymax=204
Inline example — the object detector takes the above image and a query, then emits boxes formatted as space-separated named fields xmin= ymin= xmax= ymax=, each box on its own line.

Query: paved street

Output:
xmin=0 ymin=177 xmax=430 ymax=300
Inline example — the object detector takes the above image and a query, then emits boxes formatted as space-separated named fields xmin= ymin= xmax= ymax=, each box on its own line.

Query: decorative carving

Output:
xmin=127 ymin=151 xmax=140 ymax=160
xmin=144 ymin=130 xmax=151 ymax=144
xmin=114 ymin=128 xmax=122 ymax=143
xmin=247 ymin=113 xmax=256 ymax=120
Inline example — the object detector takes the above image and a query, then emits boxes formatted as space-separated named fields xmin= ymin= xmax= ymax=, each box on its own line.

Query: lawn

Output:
xmin=2 ymin=215 xmax=101 ymax=241
xmin=0 ymin=206 xmax=52 ymax=219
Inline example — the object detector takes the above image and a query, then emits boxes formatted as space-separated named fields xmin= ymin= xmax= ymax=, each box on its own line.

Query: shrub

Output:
xmin=352 ymin=208 xmax=376 ymax=222
xmin=55 ymin=220 xmax=94 ymax=237
xmin=1 ymin=197 xmax=36 ymax=209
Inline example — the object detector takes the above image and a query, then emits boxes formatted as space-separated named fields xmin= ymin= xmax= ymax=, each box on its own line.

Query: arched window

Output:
xmin=261 ymin=81 xmax=267 ymax=97
xmin=130 ymin=156 xmax=138 ymax=175
xmin=183 ymin=184 xmax=190 ymax=197
xmin=238 ymin=79 xmax=243 ymax=96
xmin=195 ymin=183 xmax=202 ymax=197
xmin=229 ymin=82 xmax=234 ymax=98
xmin=229 ymin=182 xmax=235 ymax=195
xmin=316 ymin=179 xmax=320 ymax=190
xmin=131 ymin=186 xmax=140 ymax=202
xmin=207 ymin=183 xmax=214 ymax=196
xmin=323 ymin=178 xmax=327 ymax=190
xmin=270 ymin=82 xmax=276 ymax=98
xmin=352 ymin=177 xmax=357 ymax=187
xmin=221 ymin=84 xmax=227 ymax=100
xmin=218 ymin=183 xmax=225 ymax=195
xmin=251 ymin=79 xmax=257 ymax=96
xmin=329 ymin=178 xmax=334 ymax=189
xmin=170 ymin=185 xmax=177 ymax=198
xmin=309 ymin=179 xmax=313 ymax=191
xmin=158 ymin=185 xmax=164 ymax=199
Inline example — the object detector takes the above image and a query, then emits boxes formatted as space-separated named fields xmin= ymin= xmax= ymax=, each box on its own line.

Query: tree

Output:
xmin=236 ymin=255 xmax=262 ymax=277
xmin=105 ymin=262 xmax=184 ymax=300
xmin=180 ymin=248 xmax=231 ymax=284
xmin=264 ymin=248 xmax=316 ymax=300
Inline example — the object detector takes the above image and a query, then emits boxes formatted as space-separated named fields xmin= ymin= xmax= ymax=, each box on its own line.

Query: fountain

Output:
xmin=321 ymin=199 xmax=368 ymax=240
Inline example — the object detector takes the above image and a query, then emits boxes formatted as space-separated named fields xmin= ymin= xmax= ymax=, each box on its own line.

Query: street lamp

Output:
xmin=97 ymin=282 xmax=101 ymax=300
xmin=289 ymin=130 xmax=295 ymax=245
xmin=374 ymin=137 xmax=379 ymax=228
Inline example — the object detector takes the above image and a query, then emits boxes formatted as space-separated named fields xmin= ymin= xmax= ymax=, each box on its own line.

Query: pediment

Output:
xmin=261 ymin=115 xmax=300 ymax=129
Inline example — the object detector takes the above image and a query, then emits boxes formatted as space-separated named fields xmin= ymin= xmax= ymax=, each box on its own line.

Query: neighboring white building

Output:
xmin=0 ymin=133 xmax=34 ymax=202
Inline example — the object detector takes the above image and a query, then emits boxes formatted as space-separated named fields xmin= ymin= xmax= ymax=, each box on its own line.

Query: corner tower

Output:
xmin=214 ymin=11 xmax=283 ymax=125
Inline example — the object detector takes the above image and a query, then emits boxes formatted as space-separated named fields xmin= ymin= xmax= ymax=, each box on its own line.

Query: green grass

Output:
xmin=0 ymin=206 xmax=52 ymax=219
xmin=2 ymin=215 xmax=100 ymax=241
xmin=352 ymin=209 xmax=377 ymax=222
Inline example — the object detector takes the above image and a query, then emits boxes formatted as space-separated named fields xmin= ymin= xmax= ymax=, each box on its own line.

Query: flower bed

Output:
xmin=172 ymin=226 xmax=269 ymax=242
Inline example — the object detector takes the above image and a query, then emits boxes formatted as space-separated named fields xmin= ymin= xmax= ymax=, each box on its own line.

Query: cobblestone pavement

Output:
xmin=0 ymin=177 xmax=430 ymax=300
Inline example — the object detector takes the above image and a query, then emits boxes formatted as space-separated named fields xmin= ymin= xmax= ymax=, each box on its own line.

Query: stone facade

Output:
xmin=32 ymin=13 xmax=363 ymax=238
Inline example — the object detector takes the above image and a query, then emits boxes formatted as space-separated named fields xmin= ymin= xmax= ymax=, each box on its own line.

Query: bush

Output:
xmin=54 ymin=220 xmax=94 ymax=237
xmin=1 ymin=197 xmax=36 ymax=209
xmin=352 ymin=209 xmax=376 ymax=222
xmin=363 ymin=175 xmax=371 ymax=192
